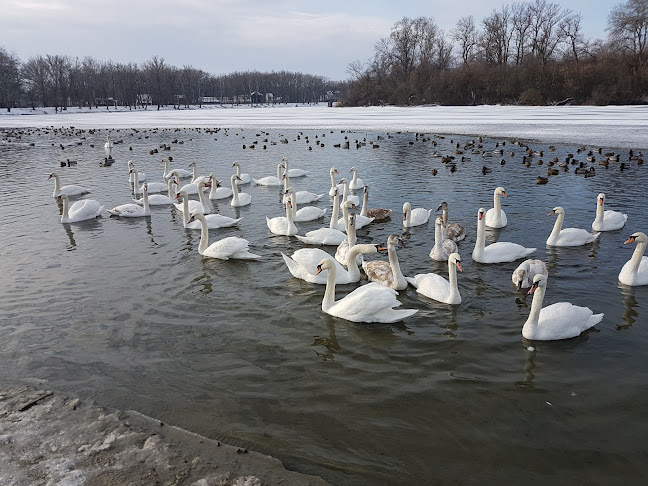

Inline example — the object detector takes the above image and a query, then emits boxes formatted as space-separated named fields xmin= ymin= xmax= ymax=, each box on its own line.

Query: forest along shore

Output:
xmin=0 ymin=379 xmax=329 ymax=486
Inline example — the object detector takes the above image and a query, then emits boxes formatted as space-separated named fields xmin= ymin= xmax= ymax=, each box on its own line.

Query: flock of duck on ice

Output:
xmin=47 ymin=135 xmax=648 ymax=342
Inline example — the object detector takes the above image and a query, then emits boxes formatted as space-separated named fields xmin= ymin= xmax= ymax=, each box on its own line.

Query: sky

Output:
xmin=2 ymin=0 xmax=617 ymax=81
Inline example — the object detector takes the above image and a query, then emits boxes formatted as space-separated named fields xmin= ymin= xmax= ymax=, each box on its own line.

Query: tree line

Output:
xmin=345 ymin=0 xmax=648 ymax=106
xmin=0 ymin=51 xmax=343 ymax=111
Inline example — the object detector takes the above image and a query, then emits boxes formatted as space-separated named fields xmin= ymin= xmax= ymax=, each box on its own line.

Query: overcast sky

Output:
xmin=2 ymin=0 xmax=616 ymax=81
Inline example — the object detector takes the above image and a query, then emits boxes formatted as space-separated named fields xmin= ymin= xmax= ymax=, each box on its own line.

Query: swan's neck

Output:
xmin=549 ymin=212 xmax=565 ymax=240
xmin=342 ymin=182 xmax=350 ymax=202
xmin=524 ymin=285 xmax=546 ymax=330
xmin=322 ymin=265 xmax=337 ymax=308
xmin=404 ymin=207 xmax=411 ymax=226
xmin=329 ymin=193 xmax=340 ymax=229
xmin=628 ymin=240 xmax=648 ymax=274
xmin=61 ymin=196 xmax=69 ymax=220
xmin=442 ymin=207 xmax=449 ymax=225
xmin=594 ymin=201 xmax=605 ymax=224
xmin=231 ymin=178 xmax=239 ymax=203
xmin=235 ymin=164 xmax=241 ymax=177
xmin=197 ymin=214 xmax=209 ymax=254
xmin=434 ymin=222 xmax=443 ymax=250
xmin=285 ymin=200 xmax=295 ymax=225
xmin=473 ymin=217 xmax=486 ymax=259
xmin=388 ymin=243 xmax=407 ymax=288
xmin=330 ymin=170 xmax=336 ymax=189
xmin=346 ymin=247 xmax=363 ymax=279
xmin=192 ymin=165 xmax=198 ymax=181
xmin=163 ymin=160 xmax=169 ymax=178
xmin=182 ymin=193 xmax=190 ymax=225
xmin=290 ymin=193 xmax=297 ymax=218
xmin=167 ymin=179 xmax=175 ymax=199
xmin=283 ymin=172 xmax=290 ymax=191
xmin=347 ymin=220 xmax=357 ymax=246
xmin=351 ymin=170 xmax=358 ymax=184
xmin=276 ymin=164 xmax=282 ymax=180
xmin=197 ymin=185 xmax=209 ymax=212
xmin=448 ymin=261 xmax=460 ymax=302
xmin=52 ymin=174 xmax=61 ymax=196
xmin=361 ymin=191 xmax=368 ymax=217
xmin=142 ymin=188 xmax=149 ymax=212
xmin=494 ymin=192 xmax=502 ymax=214
xmin=132 ymin=171 xmax=139 ymax=193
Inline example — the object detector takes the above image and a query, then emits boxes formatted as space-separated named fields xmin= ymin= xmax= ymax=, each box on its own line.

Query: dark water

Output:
xmin=1 ymin=125 xmax=647 ymax=485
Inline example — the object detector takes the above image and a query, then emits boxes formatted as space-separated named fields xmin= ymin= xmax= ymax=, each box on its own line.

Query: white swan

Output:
xmin=162 ymin=158 xmax=191 ymax=179
xmin=108 ymin=183 xmax=150 ymax=217
xmin=295 ymin=188 xmax=346 ymax=246
xmin=280 ymin=175 xmax=323 ymax=204
xmin=619 ymin=232 xmax=648 ymax=286
xmin=436 ymin=201 xmax=466 ymax=241
xmin=283 ymin=243 xmax=377 ymax=285
xmin=349 ymin=166 xmax=365 ymax=190
xmin=335 ymin=212 xmax=361 ymax=265
xmin=177 ymin=171 xmax=211 ymax=195
xmin=230 ymin=174 xmax=252 ymax=207
xmin=104 ymin=134 xmax=113 ymax=151
xmin=232 ymin=161 xmax=252 ymax=185
xmin=174 ymin=181 xmax=212 ymax=214
xmin=546 ymin=207 xmax=599 ymax=246
xmin=592 ymin=193 xmax=628 ymax=232
xmin=472 ymin=208 xmax=536 ymax=263
xmin=57 ymin=194 xmax=103 ymax=223
xmin=430 ymin=216 xmax=459 ymax=261
xmin=177 ymin=190 xmax=241 ymax=229
xmin=336 ymin=186 xmax=372 ymax=229
xmin=280 ymin=157 xmax=308 ymax=177
xmin=285 ymin=187 xmax=326 ymax=222
xmin=49 ymin=172 xmax=89 ymax=198
xmin=485 ymin=187 xmax=508 ymax=228
xmin=328 ymin=167 xmax=344 ymax=196
xmin=131 ymin=169 xmax=165 ymax=195
xmin=174 ymin=189 xmax=204 ymax=215
xmin=338 ymin=178 xmax=360 ymax=206
xmin=512 ymin=259 xmax=548 ymax=290
xmin=522 ymin=274 xmax=603 ymax=340
xmin=188 ymin=213 xmax=259 ymax=260
xmin=189 ymin=162 xmax=210 ymax=185
xmin=406 ymin=253 xmax=463 ymax=305
xmin=127 ymin=161 xmax=146 ymax=184
xmin=403 ymin=202 xmax=432 ymax=228
xmin=315 ymin=258 xmax=418 ymax=323
xmin=208 ymin=174 xmax=233 ymax=200
xmin=361 ymin=186 xmax=392 ymax=222
xmin=254 ymin=163 xmax=283 ymax=186
xmin=134 ymin=178 xmax=175 ymax=206
xmin=363 ymin=234 xmax=407 ymax=290
xmin=266 ymin=200 xmax=297 ymax=236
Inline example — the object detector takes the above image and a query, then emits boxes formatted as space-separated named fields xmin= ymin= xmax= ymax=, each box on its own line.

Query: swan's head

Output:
xmin=529 ymin=274 xmax=548 ymax=294
xmin=350 ymin=166 xmax=357 ymax=173
xmin=338 ymin=177 xmax=348 ymax=186
xmin=332 ymin=187 xmax=339 ymax=197
xmin=189 ymin=162 xmax=196 ymax=167
xmin=128 ymin=160 xmax=134 ymax=167
xmin=315 ymin=258 xmax=335 ymax=276
xmin=284 ymin=187 xmax=295 ymax=195
xmin=330 ymin=167 xmax=338 ymax=175
xmin=364 ymin=185 xmax=369 ymax=194
xmin=403 ymin=202 xmax=411 ymax=217
xmin=387 ymin=234 xmax=404 ymax=248
xmin=197 ymin=180 xmax=210 ymax=189
xmin=597 ymin=193 xmax=606 ymax=205
xmin=187 ymin=212 xmax=205 ymax=224
xmin=56 ymin=194 xmax=68 ymax=203
xmin=449 ymin=253 xmax=462 ymax=272
xmin=141 ymin=182 xmax=148 ymax=193
xmin=548 ymin=207 xmax=564 ymax=216
xmin=625 ymin=232 xmax=647 ymax=244
xmin=436 ymin=201 xmax=448 ymax=212
xmin=478 ymin=208 xmax=486 ymax=221
xmin=342 ymin=200 xmax=358 ymax=210
xmin=495 ymin=186 xmax=507 ymax=197
xmin=48 ymin=173 xmax=56 ymax=180
xmin=232 ymin=161 xmax=240 ymax=168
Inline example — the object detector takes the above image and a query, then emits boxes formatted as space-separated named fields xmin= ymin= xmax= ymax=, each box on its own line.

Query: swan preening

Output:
xmin=57 ymin=194 xmax=103 ymax=223
xmin=485 ymin=187 xmax=508 ymax=228
xmin=406 ymin=253 xmax=463 ymax=305
xmin=49 ymin=172 xmax=90 ymax=198
xmin=522 ymin=274 xmax=603 ymax=341
xmin=512 ymin=259 xmax=548 ymax=290
xmin=189 ymin=213 xmax=260 ymax=260
xmin=619 ymin=232 xmax=648 ymax=286
xmin=315 ymin=258 xmax=417 ymax=323
xmin=473 ymin=208 xmax=535 ymax=263
xmin=546 ymin=207 xmax=599 ymax=247
xmin=592 ymin=193 xmax=627 ymax=232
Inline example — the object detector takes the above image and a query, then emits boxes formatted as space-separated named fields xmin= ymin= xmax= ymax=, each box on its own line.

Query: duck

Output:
xmin=406 ymin=253 xmax=463 ymax=305
xmin=230 ymin=174 xmax=252 ymax=207
xmin=295 ymin=188 xmax=346 ymax=246
xmin=522 ymin=274 xmax=603 ymax=340
xmin=162 ymin=158 xmax=191 ymax=179
xmin=546 ymin=207 xmax=599 ymax=246
xmin=536 ymin=176 xmax=548 ymax=185
xmin=208 ymin=174 xmax=233 ymax=200
xmin=232 ymin=161 xmax=252 ymax=185
xmin=436 ymin=201 xmax=466 ymax=241
xmin=280 ymin=156 xmax=308 ymax=177
xmin=57 ymin=194 xmax=104 ymax=223
xmin=254 ymin=163 xmax=283 ymax=186
xmin=403 ymin=202 xmax=432 ymax=228
xmin=618 ymin=232 xmax=648 ymax=286
xmin=349 ymin=166 xmax=365 ymax=190
xmin=315 ymin=258 xmax=418 ymax=323
xmin=591 ymin=193 xmax=628 ymax=232
xmin=360 ymin=186 xmax=392 ymax=222
xmin=429 ymin=216 xmax=459 ymax=261
xmin=187 ymin=213 xmax=259 ymax=260
xmin=283 ymin=243 xmax=378 ymax=285
xmin=485 ymin=186 xmax=508 ymax=228
xmin=472 ymin=208 xmax=536 ymax=263
xmin=267 ymin=199 xmax=297 ymax=236
xmin=362 ymin=234 xmax=408 ymax=290
xmin=108 ymin=183 xmax=151 ymax=217
xmin=511 ymin=259 xmax=548 ymax=290
xmin=134 ymin=178 xmax=175 ymax=206
xmin=48 ymin=172 xmax=90 ymax=198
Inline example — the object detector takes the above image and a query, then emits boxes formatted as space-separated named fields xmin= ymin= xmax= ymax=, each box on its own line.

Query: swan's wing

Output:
xmin=536 ymin=302 xmax=602 ymax=340
xmin=282 ymin=249 xmax=340 ymax=284
xmin=329 ymin=283 xmax=402 ymax=321
xmin=204 ymin=214 xmax=242 ymax=228
xmin=296 ymin=228 xmax=346 ymax=246
xmin=558 ymin=227 xmax=599 ymax=244
xmin=408 ymin=273 xmax=451 ymax=302
xmin=205 ymin=237 xmax=258 ymax=260
xmin=484 ymin=242 xmax=535 ymax=262
xmin=363 ymin=261 xmax=393 ymax=286
xmin=295 ymin=207 xmax=327 ymax=221
xmin=108 ymin=203 xmax=143 ymax=216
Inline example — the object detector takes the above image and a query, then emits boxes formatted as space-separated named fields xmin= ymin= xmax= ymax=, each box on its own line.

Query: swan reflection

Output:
xmin=617 ymin=286 xmax=639 ymax=330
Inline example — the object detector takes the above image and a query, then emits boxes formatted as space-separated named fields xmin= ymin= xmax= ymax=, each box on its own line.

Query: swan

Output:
xmin=177 ymin=190 xmax=241 ymax=229
xmin=349 ymin=166 xmax=365 ymax=190
xmin=328 ymin=167 xmax=344 ymax=196
xmin=266 ymin=200 xmax=297 ymax=236
xmin=429 ymin=216 xmax=459 ymax=261
xmin=283 ymin=243 xmax=378 ymax=285
xmin=127 ymin=161 xmax=146 ymax=183
xmin=338 ymin=178 xmax=360 ymax=206
xmin=108 ymin=183 xmax=150 ymax=217
xmin=363 ymin=234 xmax=407 ymax=290
xmin=546 ymin=207 xmax=599 ymax=246
xmin=406 ymin=253 xmax=463 ymax=305
xmin=295 ymin=188 xmax=347 ymax=246
xmin=485 ymin=186 xmax=508 ymax=228
xmin=336 ymin=187 xmax=372 ymax=229
xmin=230 ymin=174 xmax=252 ymax=207
xmin=280 ymin=156 xmax=308 ymax=177
xmin=57 ymin=194 xmax=103 ymax=223
xmin=285 ymin=187 xmax=327 ymax=222
xmin=188 ymin=213 xmax=259 ymax=260
xmin=281 ymin=174 xmax=323 ymax=204
xmin=403 ymin=202 xmax=432 ymax=228
xmin=512 ymin=259 xmax=548 ymax=290
xmin=361 ymin=186 xmax=392 ymax=222
xmin=131 ymin=169 xmax=166 ymax=195
xmin=254 ymin=163 xmax=283 ymax=186
xmin=315 ymin=258 xmax=418 ymax=323
xmin=162 ymin=158 xmax=191 ymax=179
xmin=189 ymin=162 xmax=211 ymax=185
xmin=174 ymin=183 xmax=212 ymax=215
xmin=104 ymin=134 xmax=113 ymax=151
xmin=436 ymin=202 xmax=466 ymax=241
xmin=208 ymin=174 xmax=233 ymax=200
xmin=619 ymin=232 xmax=648 ymax=286
xmin=472 ymin=208 xmax=535 ymax=263
xmin=591 ymin=193 xmax=628 ymax=232
xmin=522 ymin=274 xmax=604 ymax=340
xmin=177 ymin=171 xmax=211 ymax=195
xmin=232 ymin=161 xmax=252 ymax=185
xmin=134 ymin=178 xmax=175 ymax=206
xmin=335 ymin=213 xmax=361 ymax=265
xmin=49 ymin=172 xmax=89 ymax=197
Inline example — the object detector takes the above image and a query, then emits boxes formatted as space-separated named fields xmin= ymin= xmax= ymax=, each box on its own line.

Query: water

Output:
xmin=1 ymin=122 xmax=648 ymax=485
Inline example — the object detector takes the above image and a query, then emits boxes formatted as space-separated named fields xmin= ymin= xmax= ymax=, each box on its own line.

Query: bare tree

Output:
xmin=608 ymin=0 xmax=648 ymax=90
xmin=0 ymin=47 xmax=21 ymax=110
xmin=453 ymin=16 xmax=479 ymax=65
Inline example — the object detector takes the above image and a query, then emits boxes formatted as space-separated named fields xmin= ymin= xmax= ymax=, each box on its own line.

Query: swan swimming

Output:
xmin=57 ymin=194 xmax=104 ymax=223
xmin=618 ymin=232 xmax=648 ymax=286
xmin=49 ymin=172 xmax=89 ymax=198
xmin=511 ymin=259 xmax=548 ymax=290
xmin=188 ymin=213 xmax=260 ymax=260
xmin=591 ymin=193 xmax=628 ymax=232
xmin=546 ymin=207 xmax=599 ymax=246
xmin=406 ymin=253 xmax=463 ymax=305
xmin=403 ymin=202 xmax=432 ymax=228
xmin=485 ymin=186 xmax=508 ymax=228
xmin=472 ymin=208 xmax=535 ymax=263
xmin=363 ymin=234 xmax=408 ymax=290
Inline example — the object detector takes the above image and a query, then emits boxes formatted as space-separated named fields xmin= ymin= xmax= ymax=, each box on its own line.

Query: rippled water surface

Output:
xmin=1 ymin=120 xmax=648 ymax=485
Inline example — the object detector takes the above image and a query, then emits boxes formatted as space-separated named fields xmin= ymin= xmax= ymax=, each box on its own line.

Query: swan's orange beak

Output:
xmin=334 ymin=169 xmax=339 ymax=174
xmin=456 ymin=262 xmax=463 ymax=272
xmin=478 ymin=212 xmax=483 ymax=220
xmin=548 ymin=210 xmax=556 ymax=216
xmin=625 ymin=236 xmax=636 ymax=244
xmin=528 ymin=283 xmax=538 ymax=294
xmin=314 ymin=265 xmax=323 ymax=276
xmin=502 ymin=192 xmax=508 ymax=197
xmin=599 ymin=198 xmax=604 ymax=206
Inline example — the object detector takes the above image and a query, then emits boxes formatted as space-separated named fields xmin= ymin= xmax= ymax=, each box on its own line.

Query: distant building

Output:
xmin=198 ymin=96 xmax=220 ymax=104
